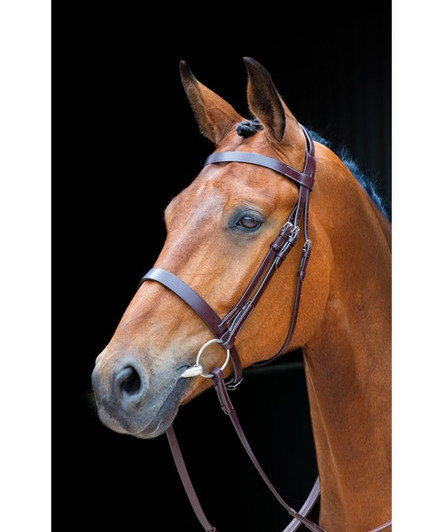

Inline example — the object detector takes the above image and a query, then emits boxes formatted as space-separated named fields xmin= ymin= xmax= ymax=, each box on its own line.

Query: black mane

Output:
xmin=309 ymin=130 xmax=391 ymax=221
xmin=235 ymin=119 xmax=391 ymax=221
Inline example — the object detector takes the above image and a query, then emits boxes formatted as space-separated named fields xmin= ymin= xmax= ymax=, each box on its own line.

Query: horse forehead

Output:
xmin=178 ymin=162 xmax=294 ymax=211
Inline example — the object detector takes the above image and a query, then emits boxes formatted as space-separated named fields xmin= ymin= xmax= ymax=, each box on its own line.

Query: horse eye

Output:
xmin=236 ymin=215 xmax=262 ymax=230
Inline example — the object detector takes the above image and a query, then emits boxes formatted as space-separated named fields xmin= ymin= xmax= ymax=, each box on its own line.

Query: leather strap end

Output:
xmin=211 ymin=367 xmax=234 ymax=416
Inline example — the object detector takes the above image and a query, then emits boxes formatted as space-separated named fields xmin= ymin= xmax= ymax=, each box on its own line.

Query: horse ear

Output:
xmin=180 ymin=61 xmax=243 ymax=145
xmin=244 ymin=57 xmax=303 ymax=148
xmin=244 ymin=57 xmax=286 ymax=142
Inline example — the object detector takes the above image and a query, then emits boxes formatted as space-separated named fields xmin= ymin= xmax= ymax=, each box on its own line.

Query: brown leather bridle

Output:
xmin=139 ymin=125 xmax=391 ymax=532
xmin=141 ymin=125 xmax=315 ymax=389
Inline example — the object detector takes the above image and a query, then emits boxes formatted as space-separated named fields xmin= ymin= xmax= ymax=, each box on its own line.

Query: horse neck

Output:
xmin=302 ymin=183 xmax=391 ymax=530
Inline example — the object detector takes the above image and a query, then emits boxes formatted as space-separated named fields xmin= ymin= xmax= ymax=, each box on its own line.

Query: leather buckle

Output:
xmin=297 ymin=239 xmax=312 ymax=280
xmin=275 ymin=225 xmax=300 ymax=268
xmin=219 ymin=301 xmax=253 ymax=349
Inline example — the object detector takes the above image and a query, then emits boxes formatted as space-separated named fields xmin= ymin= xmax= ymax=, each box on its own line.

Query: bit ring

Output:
xmin=180 ymin=338 xmax=230 ymax=379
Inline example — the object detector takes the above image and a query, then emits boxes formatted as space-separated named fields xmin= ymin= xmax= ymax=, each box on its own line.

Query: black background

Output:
xmin=53 ymin=3 xmax=391 ymax=531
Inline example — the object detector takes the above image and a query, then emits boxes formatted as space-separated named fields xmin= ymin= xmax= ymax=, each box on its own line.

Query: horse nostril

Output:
xmin=115 ymin=366 xmax=142 ymax=398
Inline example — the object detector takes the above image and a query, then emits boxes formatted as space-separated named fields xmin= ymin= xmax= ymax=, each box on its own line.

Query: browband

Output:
xmin=204 ymin=151 xmax=315 ymax=190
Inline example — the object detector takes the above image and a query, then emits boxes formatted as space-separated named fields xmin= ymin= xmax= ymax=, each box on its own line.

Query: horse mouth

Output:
xmin=94 ymin=370 xmax=191 ymax=439
xmin=133 ymin=378 xmax=190 ymax=439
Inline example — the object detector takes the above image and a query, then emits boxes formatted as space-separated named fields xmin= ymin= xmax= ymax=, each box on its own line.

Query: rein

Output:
xmin=139 ymin=125 xmax=391 ymax=532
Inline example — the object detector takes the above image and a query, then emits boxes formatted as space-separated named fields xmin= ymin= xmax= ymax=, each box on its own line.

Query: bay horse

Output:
xmin=91 ymin=58 xmax=391 ymax=531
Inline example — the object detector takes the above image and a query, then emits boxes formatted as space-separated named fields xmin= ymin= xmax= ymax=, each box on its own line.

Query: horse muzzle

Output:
xmin=91 ymin=352 xmax=190 ymax=438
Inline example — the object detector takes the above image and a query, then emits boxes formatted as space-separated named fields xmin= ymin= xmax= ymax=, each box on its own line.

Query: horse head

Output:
xmin=92 ymin=57 xmax=391 ymax=531
xmin=91 ymin=58 xmax=384 ymax=440
xmin=91 ymin=58 xmax=330 ymax=437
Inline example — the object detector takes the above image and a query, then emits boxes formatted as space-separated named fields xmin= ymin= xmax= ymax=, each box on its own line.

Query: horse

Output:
xmin=91 ymin=57 xmax=391 ymax=531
